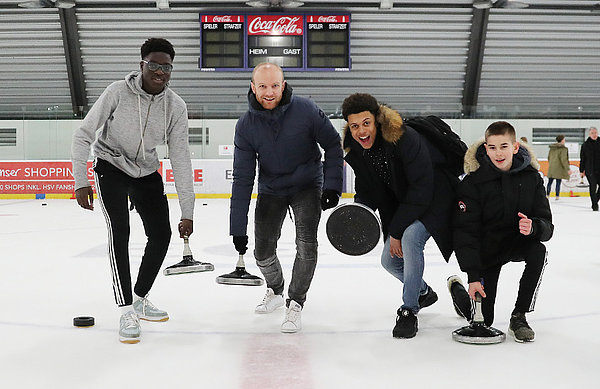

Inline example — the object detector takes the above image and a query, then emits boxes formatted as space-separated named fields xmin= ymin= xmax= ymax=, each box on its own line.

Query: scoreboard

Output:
xmin=199 ymin=13 xmax=350 ymax=71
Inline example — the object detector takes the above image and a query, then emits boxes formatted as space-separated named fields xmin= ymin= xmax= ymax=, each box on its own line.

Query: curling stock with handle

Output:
xmin=163 ymin=236 xmax=214 ymax=276
xmin=452 ymin=292 xmax=506 ymax=344
xmin=215 ymin=254 xmax=264 ymax=286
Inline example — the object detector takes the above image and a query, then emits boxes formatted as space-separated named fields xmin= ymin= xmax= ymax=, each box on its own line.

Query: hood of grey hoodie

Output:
xmin=71 ymin=71 xmax=195 ymax=219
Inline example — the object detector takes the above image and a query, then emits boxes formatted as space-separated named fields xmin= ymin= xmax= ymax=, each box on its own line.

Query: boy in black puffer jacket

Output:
xmin=453 ymin=121 xmax=553 ymax=343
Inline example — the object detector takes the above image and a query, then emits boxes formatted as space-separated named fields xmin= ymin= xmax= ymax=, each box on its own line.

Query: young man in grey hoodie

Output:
xmin=71 ymin=38 xmax=194 ymax=344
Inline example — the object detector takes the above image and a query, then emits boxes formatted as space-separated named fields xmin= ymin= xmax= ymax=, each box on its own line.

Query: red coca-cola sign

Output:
xmin=306 ymin=15 xmax=348 ymax=23
xmin=203 ymin=15 xmax=244 ymax=23
xmin=248 ymin=15 xmax=303 ymax=35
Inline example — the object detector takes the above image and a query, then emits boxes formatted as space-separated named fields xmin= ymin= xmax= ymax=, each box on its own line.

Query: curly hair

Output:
xmin=141 ymin=38 xmax=175 ymax=60
xmin=341 ymin=93 xmax=380 ymax=121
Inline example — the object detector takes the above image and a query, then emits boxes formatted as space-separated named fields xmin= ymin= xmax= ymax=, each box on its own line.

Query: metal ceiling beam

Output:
xmin=462 ymin=7 xmax=489 ymax=118
xmin=59 ymin=7 xmax=88 ymax=117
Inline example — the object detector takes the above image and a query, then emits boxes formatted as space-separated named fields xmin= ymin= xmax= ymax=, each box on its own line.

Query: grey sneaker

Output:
xmin=133 ymin=296 xmax=169 ymax=322
xmin=119 ymin=310 xmax=141 ymax=344
xmin=255 ymin=288 xmax=285 ymax=314
xmin=281 ymin=300 xmax=302 ymax=333
xmin=508 ymin=312 xmax=535 ymax=343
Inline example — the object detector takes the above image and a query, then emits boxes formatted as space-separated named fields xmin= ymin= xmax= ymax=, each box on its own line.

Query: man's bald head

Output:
xmin=251 ymin=62 xmax=284 ymax=83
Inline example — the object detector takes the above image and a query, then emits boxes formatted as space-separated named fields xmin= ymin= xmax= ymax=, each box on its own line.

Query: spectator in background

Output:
xmin=520 ymin=136 xmax=529 ymax=144
xmin=580 ymin=127 xmax=600 ymax=211
xmin=546 ymin=135 xmax=570 ymax=200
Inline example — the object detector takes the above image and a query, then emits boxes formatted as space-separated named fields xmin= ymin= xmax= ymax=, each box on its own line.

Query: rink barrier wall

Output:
xmin=0 ymin=159 xmax=355 ymax=199
xmin=0 ymin=159 xmax=591 ymax=199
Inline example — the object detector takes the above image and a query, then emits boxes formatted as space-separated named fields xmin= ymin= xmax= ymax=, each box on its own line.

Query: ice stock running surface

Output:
xmin=0 ymin=197 xmax=598 ymax=388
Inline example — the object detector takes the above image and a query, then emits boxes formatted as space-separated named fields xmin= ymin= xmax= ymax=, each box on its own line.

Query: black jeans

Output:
xmin=254 ymin=188 xmax=321 ymax=307
xmin=94 ymin=158 xmax=171 ymax=307
xmin=587 ymin=173 xmax=599 ymax=209
xmin=480 ymin=241 xmax=548 ymax=326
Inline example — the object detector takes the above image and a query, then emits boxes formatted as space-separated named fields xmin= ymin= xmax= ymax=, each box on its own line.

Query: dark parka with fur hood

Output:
xmin=343 ymin=105 xmax=456 ymax=261
xmin=453 ymin=140 xmax=553 ymax=283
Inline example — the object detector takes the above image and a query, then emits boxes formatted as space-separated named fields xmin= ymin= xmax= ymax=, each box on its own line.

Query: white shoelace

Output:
xmin=139 ymin=298 xmax=158 ymax=315
xmin=261 ymin=290 xmax=275 ymax=304
xmin=285 ymin=305 xmax=301 ymax=322
xmin=123 ymin=311 xmax=139 ymax=329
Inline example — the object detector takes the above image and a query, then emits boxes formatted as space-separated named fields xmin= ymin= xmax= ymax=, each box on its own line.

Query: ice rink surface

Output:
xmin=1 ymin=196 xmax=598 ymax=388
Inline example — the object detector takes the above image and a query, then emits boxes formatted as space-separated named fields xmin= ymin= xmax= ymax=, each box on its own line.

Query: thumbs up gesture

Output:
xmin=518 ymin=212 xmax=533 ymax=236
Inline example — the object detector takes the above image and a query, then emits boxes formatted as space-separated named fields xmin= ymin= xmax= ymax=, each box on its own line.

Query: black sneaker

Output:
xmin=418 ymin=286 xmax=438 ymax=309
xmin=508 ymin=312 xmax=535 ymax=343
xmin=447 ymin=275 xmax=473 ymax=321
xmin=392 ymin=308 xmax=417 ymax=338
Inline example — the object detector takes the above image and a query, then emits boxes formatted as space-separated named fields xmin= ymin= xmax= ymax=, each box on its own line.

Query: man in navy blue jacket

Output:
xmin=230 ymin=63 xmax=343 ymax=333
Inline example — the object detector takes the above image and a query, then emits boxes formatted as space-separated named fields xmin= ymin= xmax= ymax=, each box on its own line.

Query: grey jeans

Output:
xmin=254 ymin=188 xmax=321 ymax=307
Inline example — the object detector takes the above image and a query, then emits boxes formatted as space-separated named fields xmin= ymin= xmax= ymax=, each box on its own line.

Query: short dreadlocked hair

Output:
xmin=141 ymin=38 xmax=175 ymax=60
xmin=341 ymin=93 xmax=380 ymax=121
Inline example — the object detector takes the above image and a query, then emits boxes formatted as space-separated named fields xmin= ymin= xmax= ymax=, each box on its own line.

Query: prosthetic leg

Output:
xmin=216 ymin=254 xmax=264 ymax=286
xmin=452 ymin=292 xmax=506 ymax=344
xmin=163 ymin=236 xmax=214 ymax=276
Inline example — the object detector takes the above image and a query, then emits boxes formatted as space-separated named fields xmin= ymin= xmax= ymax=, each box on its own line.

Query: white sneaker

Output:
xmin=119 ymin=310 xmax=141 ymax=344
xmin=281 ymin=300 xmax=302 ymax=333
xmin=255 ymin=288 xmax=285 ymax=314
xmin=133 ymin=296 xmax=169 ymax=322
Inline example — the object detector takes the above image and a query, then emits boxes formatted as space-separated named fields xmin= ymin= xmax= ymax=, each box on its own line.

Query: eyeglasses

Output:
xmin=142 ymin=60 xmax=173 ymax=73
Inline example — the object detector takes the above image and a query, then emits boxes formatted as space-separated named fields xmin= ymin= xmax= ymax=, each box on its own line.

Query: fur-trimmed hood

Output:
xmin=463 ymin=138 xmax=540 ymax=175
xmin=342 ymin=105 xmax=404 ymax=152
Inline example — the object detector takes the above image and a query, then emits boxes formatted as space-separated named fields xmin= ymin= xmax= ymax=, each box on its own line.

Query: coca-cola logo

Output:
xmin=213 ymin=16 xmax=233 ymax=22
xmin=318 ymin=16 xmax=338 ymax=23
xmin=248 ymin=16 xmax=303 ymax=35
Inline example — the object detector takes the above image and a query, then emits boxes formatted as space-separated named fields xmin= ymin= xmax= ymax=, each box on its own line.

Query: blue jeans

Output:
xmin=546 ymin=178 xmax=562 ymax=197
xmin=254 ymin=188 xmax=321 ymax=307
xmin=380 ymin=220 xmax=431 ymax=313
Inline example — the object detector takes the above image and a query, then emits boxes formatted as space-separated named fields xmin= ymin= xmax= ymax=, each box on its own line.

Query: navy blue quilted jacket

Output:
xmin=229 ymin=84 xmax=343 ymax=236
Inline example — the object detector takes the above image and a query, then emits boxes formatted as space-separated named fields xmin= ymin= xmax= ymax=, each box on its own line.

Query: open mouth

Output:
xmin=358 ymin=135 xmax=371 ymax=145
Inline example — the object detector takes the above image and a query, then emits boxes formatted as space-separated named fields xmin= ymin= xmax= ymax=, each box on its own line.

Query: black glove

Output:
xmin=233 ymin=235 xmax=248 ymax=255
xmin=321 ymin=189 xmax=340 ymax=211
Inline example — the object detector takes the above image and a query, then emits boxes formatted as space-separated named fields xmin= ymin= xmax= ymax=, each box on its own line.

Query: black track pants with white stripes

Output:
xmin=480 ymin=241 xmax=548 ymax=327
xmin=94 ymin=158 xmax=171 ymax=307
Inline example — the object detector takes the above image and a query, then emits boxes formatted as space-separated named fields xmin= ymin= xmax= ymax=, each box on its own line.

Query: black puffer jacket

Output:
xmin=453 ymin=140 xmax=553 ymax=282
xmin=343 ymin=105 xmax=457 ymax=261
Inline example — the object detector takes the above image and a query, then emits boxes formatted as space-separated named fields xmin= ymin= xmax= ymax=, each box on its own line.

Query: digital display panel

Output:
xmin=198 ymin=12 xmax=350 ymax=71
xmin=200 ymin=15 xmax=245 ymax=69
xmin=306 ymin=15 xmax=350 ymax=69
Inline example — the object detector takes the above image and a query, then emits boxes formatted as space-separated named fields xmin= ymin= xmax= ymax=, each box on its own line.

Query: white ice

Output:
xmin=0 ymin=196 xmax=598 ymax=388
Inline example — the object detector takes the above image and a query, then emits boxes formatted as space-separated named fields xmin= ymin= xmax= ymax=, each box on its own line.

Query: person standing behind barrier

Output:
xmin=229 ymin=62 xmax=343 ymax=333
xmin=72 ymin=38 xmax=194 ymax=344
xmin=546 ymin=135 xmax=570 ymax=200
xmin=580 ymin=127 xmax=600 ymax=211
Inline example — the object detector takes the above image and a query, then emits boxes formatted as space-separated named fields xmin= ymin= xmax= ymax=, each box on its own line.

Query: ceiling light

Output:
xmin=156 ymin=0 xmax=169 ymax=10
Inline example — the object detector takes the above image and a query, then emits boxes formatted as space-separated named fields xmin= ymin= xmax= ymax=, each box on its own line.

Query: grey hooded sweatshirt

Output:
xmin=71 ymin=71 xmax=194 ymax=220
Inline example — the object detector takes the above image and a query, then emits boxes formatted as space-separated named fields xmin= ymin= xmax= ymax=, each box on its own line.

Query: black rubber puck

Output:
xmin=73 ymin=316 xmax=95 ymax=327
xmin=41 ymin=203 xmax=47 ymax=206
